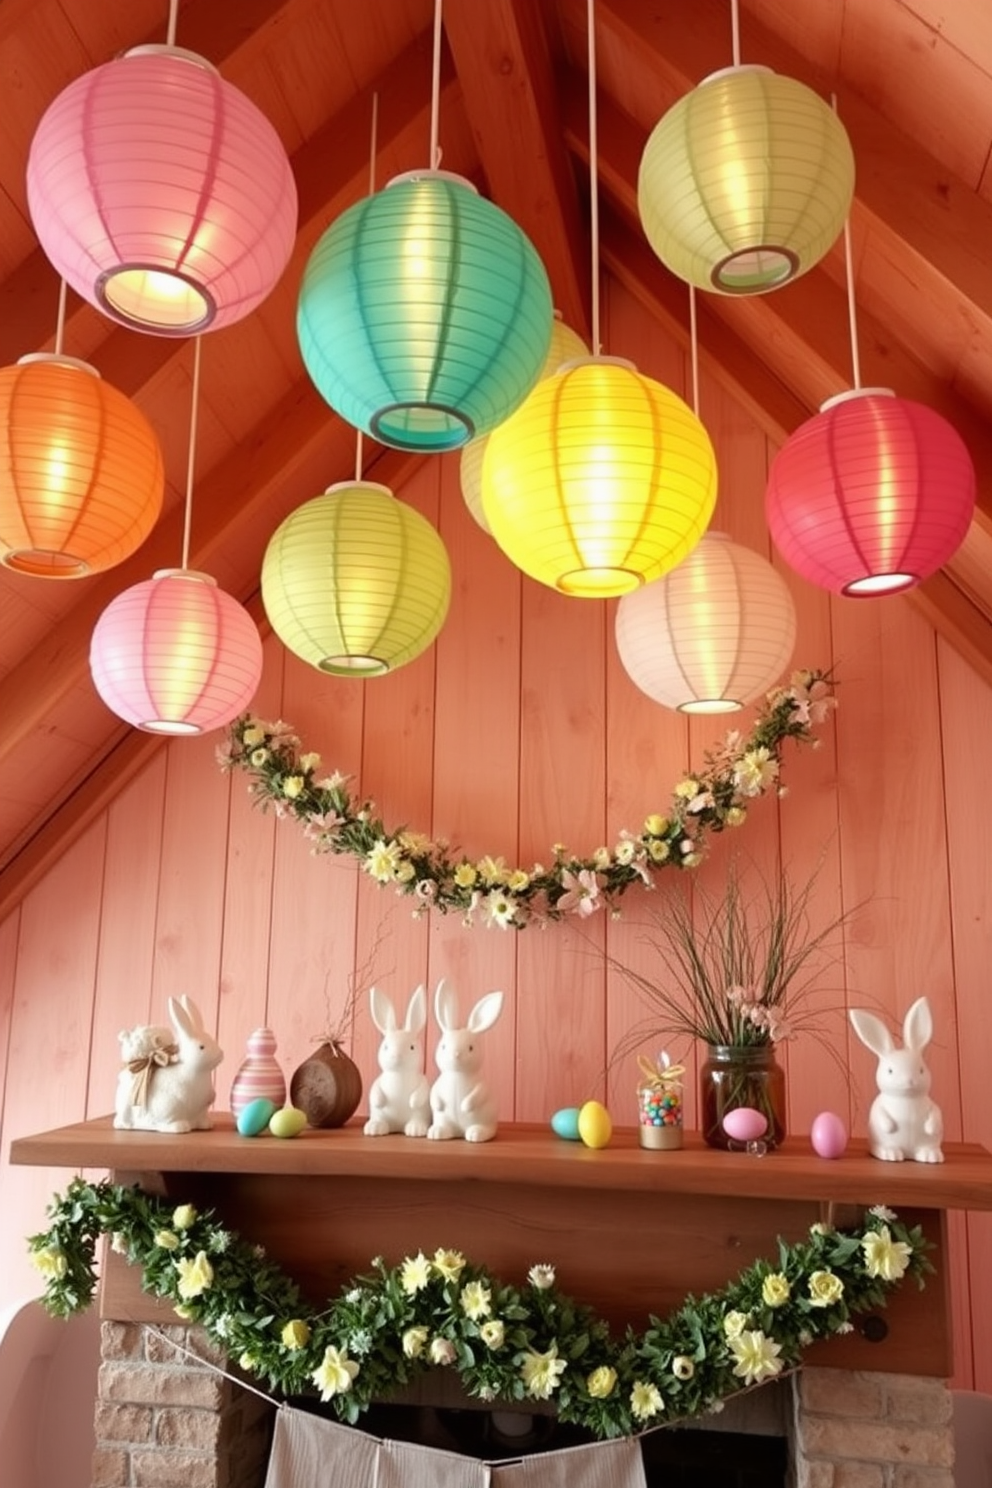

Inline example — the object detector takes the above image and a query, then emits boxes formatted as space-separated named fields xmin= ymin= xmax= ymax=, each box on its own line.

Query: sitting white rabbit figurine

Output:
xmin=428 ymin=978 xmax=504 ymax=1143
xmin=849 ymin=995 xmax=944 ymax=1163
xmin=114 ymin=995 xmax=223 ymax=1134
xmin=363 ymin=984 xmax=431 ymax=1138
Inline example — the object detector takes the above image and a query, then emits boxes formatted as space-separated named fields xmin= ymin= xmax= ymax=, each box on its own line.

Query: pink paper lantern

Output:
xmin=27 ymin=45 xmax=298 ymax=335
xmin=90 ymin=569 xmax=263 ymax=734
xmin=766 ymin=388 xmax=975 ymax=596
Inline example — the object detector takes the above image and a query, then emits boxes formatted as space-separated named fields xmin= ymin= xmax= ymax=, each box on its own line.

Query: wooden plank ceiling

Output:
xmin=0 ymin=0 xmax=990 ymax=909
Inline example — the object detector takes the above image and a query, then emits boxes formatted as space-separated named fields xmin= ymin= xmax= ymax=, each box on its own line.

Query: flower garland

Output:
xmin=217 ymin=669 xmax=836 ymax=930
xmin=30 ymin=1179 xmax=928 ymax=1442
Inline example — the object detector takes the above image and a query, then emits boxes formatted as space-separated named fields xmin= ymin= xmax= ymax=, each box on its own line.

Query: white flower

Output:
xmin=672 ymin=1355 xmax=695 ymax=1380
xmin=402 ymin=1327 xmax=428 ymax=1359
xmin=429 ymin=1336 xmax=457 ymax=1366
xmin=728 ymin=1330 xmax=784 ymax=1385
xmin=868 ymin=1205 xmax=897 ymax=1223
xmin=400 ymin=1251 xmax=431 ymax=1294
xmin=528 ymin=1263 xmax=556 ymax=1290
xmin=312 ymin=1346 xmax=359 ymax=1401
xmin=861 ymin=1226 xmax=912 ymax=1281
xmin=459 ymin=1280 xmax=492 ymax=1320
xmin=631 ymin=1381 xmax=664 ymax=1422
xmin=520 ymin=1344 xmax=568 ymax=1399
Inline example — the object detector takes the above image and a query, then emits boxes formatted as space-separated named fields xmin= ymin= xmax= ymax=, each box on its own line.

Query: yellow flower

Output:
xmin=728 ymin=1330 xmax=783 ymax=1385
xmin=282 ymin=775 xmax=305 ymax=800
xmin=311 ymin=1345 xmax=359 ymax=1402
xmin=459 ymin=1280 xmax=492 ymax=1321
xmin=807 ymin=1271 xmax=844 ymax=1308
xmin=477 ymin=854 xmax=508 ymax=886
xmin=249 ymin=747 xmax=270 ymax=768
xmin=154 ymin=1230 xmax=180 ymax=1251
xmin=644 ymin=814 xmax=668 ymax=836
xmin=175 ymin=1250 xmax=214 ymax=1300
xmin=432 ymin=1248 xmax=466 ymax=1282
xmin=239 ymin=1351 xmax=258 ymax=1371
xmin=672 ymin=1355 xmax=695 ymax=1380
xmin=520 ymin=1344 xmax=568 ymax=1400
xmin=281 ymin=1319 xmax=311 ymax=1350
xmin=454 ymin=862 xmax=478 ymax=888
xmin=173 ymin=1303 xmax=195 ymax=1320
xmin=508 ymin=868 xmax=531 ymax=892
xmin=31 ymin=1246 xmax=68 ymax=1280
xmin=674 ymin=778 xmax=700 ymax=800
xmin=723 ymin=1309 xmax=749 ymax=1339
xmin=725 ymin=806 xmax=747 ymax=827
xmin=366 ymin=838 xmax=402 ymax=883
xmin=733 ymin=748 xmax=779 ymax=798
xmin=299 ymin=751 xmax=321 ymax=773
xmin=647 ymin=839 xmax=670 ymax=863
xmin=400 ymin=1251 xmax=432 ymax=1295
xmin=587 ymin=1365 xmax=617 ymax=1399
xmin=592 ymin=846 xmax=611 ymax=870
xmin=631 ymin=1381 xmax=664 ymax=1422
xmin=861 ymin=1226 xmax=912 ymax=1281
xmin=480 ymin=1319 xmax=505 ymax=1350
xmin=402 ymin=1326 xmax=429 ymax=1359
xmin=395 ymin=860 xmax=416 ymax=884
xmin=242 ymin=724 xmax=265 ymax=748
xmin=761 ymin=1272 xmax=791 ymax=1307
xmin=172 ymin=1204 xmax=197 ymax=1230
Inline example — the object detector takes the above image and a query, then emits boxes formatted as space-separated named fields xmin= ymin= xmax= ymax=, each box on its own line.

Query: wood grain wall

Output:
xmin=1 ymin=279 xmax=990 ymax=1391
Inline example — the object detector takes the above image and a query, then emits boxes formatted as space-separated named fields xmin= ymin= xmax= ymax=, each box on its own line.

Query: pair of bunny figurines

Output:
xmin=364 ymin=979 xmax=503 ymax=1142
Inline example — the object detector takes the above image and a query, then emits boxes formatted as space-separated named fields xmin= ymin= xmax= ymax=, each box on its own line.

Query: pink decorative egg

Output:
xmin=722 ymin=1106 xmax=768 ymax=1143
xmin=810 ymin=1110 xmax=848 ymax=1159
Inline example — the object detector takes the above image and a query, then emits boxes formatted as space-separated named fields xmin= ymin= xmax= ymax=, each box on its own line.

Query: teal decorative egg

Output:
xmin=236 ymin=1097 xmax=277 ymax=1137
xmin=551 ymin=1106 xmax=582 ymax=1141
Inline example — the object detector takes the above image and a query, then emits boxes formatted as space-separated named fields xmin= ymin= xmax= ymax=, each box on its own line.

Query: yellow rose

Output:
xmin=644 ymin=814 xmax=668 ymax=837
xmin=242 ymin=725 xmax=265 ymax=747
xmin=402 ymin=1326 xmax=429 ymax=1359
xmin=587 ymin=1365 xmax=617 ymax=1399
xmin=281 ymin=1319 xmax=312 ymax=1350
xmin=647 ymin=839 xmax=670 ymax=863
xmin=723 ymin=1309 xmax=749 ymax=1339
xmin=725 ymin=806 xmax=747 ymax=827
xmin=175 ymin=1250 xmax=214 ymax=1300
xmin=31 ymin=1246 xmax=68 ymax=1280
xmin=154 ymin=1230 xmax=180 ymax=1251
xmin=480 ymin=1319 xmax=505 ymax=1349
xmin=172 ymin=1204 xmax=197 ymax=1230
xmin=807 ymin=1271 xmax=844 ymax=1308
xmin=761 ymin=1272 xmax=791 ymax=1307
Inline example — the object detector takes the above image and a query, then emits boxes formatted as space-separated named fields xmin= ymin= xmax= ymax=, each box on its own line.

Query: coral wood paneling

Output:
xmin=0 ymin=279 xmax=989 ymax=1395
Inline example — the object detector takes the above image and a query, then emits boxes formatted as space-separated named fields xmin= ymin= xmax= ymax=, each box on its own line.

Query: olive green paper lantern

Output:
xmin=261 ymin=482 xmax=451 ymax=676
xmin=638 ymin=66 xmax=855 ymax=295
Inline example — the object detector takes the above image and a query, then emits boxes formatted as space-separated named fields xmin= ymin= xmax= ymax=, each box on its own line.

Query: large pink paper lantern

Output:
xmin=90 ymin=569 xmax=263 ymax=734
xmin=27 ymin=46 xmax=298 ymax=335
xmin=766 ymin=389 xmax=975 ymax=596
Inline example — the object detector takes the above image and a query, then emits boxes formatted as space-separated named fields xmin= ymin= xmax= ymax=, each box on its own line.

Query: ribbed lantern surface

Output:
xmin=766 ymin=389 xmax=976 ymax=596
xmin=615 ymin=533 xmax=797 ymax=713
xmin=261 ymin=483 xmax=452 ymax=676
xmin=297 ymin=172 xmax=553 ymax=451
xmin=0 ymin=355 xmax=163 ymax=577
xmin=27 ymin=46 xmax=298 ymax=334
xmin=638 ymin=66 xmax=854 ymax=294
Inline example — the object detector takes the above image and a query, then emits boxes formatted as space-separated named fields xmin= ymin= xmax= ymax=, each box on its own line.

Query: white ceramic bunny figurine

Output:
xmin=363 ymin=983 xmax=431 ymax=1138
xmin=849 ymin=995 xmax=944 ymax=1163
xmin=114 ymin=995 xmax=224 ymax=1134
xmin=428 ymin=978 xmax=504 ymax=1143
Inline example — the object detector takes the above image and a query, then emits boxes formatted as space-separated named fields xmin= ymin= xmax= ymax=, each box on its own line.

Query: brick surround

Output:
xmin=90 ymin=1327 xmax=955 ymax=1488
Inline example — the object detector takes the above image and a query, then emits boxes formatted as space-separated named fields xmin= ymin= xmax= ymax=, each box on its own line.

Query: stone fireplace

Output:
xmin=12 ymin=1117 xmax=990 ymax=1488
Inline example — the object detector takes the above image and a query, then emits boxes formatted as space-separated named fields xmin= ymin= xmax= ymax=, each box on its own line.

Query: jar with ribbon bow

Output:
xmin=636 ymin=1051 xmax=684 ymax=1149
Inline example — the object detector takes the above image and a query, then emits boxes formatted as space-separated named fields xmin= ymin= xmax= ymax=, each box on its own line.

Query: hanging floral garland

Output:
xmin=217 ymin=668 xmax=835 ymax=929
xmin=30 ymin=1179 xmax=928 ymax=1442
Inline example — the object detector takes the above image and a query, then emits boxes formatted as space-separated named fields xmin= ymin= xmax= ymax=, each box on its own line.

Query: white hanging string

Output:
xmin=180 ymin=335 xmax=202 ymax=571
xmin=354 ymin=91 xmax=380 ymax=483
xmin=429 ymin=0 xmax=444 ymax=170
xmin=832 ymin=95 xmax=862 ymax=390
xmin=166 ymin=0 xmax=178 ymax=47
xmin=587 ymin=0 xmax=602 ymax=355
xmin=689 ymin=284 xmax=701 ymax=418
xmin=53 ymin=278 xmax=68 ymax=357
xmin=730 ymin=0 xmax=742 ymax=66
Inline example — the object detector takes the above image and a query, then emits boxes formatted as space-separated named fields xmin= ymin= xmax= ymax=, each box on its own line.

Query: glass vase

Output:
xmin=699 ymin=1043 xmax=786 ymax=1151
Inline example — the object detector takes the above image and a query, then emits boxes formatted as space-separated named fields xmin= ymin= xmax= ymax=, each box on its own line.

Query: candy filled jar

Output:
xmin=636 ymin=1053 xmax=684 ymax=1150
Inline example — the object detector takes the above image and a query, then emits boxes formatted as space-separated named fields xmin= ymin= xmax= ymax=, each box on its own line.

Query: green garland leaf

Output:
xmin=29 ymin=1180 xmax=931 ymax=1441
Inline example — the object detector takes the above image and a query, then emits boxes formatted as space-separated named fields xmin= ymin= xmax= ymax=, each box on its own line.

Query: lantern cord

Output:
xmin=730 ymin=0 xmax=742 ymax=67
xmin=54 ymin=277 xmax=68 ymax=357
xmin=166 ymin=0 xmax=178 ymax=47
xmin=354 ymin=91 xmax=380 ymax=483
xmin=180 ymin=335 xmax=203 ymax=572
xmin=689 ymin=284 xmax=701 ymax=418
xmin=429 ymin=0 xmax=443 ymax=170
xmin=587 ymin=0 xmax=602 ymax=355
xmin=833 ymin=94 xmax=862 ymax=391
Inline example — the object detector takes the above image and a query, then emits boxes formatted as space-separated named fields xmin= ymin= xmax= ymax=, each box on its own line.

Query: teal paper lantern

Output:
xmin=297 ymin=171 xmax=553 ymax=453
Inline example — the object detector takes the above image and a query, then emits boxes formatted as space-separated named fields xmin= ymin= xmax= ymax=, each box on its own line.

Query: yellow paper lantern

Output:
xmin=638 ymin=66 xmax=855 ymax=294
xmin=261 ymin=481 xmax=451 ymax=676
xmin=460 ymin=316 xmax=588 ymax=532
xmin=480 ymin=358 xmax=717 ymax=597
xmin=615 ymin=533 xmax=797 ymax=714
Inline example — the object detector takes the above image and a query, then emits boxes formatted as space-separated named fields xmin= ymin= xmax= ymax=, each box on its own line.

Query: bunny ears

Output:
xmin=849 ymin=996 xmax=933 ymax=1057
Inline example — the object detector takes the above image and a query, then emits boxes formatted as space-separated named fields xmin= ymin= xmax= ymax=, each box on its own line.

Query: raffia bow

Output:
xmin=126 ymin=1045 xmax=178 ymax=1108
xmin=637 ymin=1054 xmax=685 ymax=1091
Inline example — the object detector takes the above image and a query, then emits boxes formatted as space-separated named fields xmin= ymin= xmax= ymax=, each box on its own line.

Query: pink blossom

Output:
xmin=556 ymin=868 xmax=603 ymax=917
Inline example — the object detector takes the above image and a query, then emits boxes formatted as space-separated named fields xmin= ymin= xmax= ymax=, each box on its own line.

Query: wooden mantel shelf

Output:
xmin=10 ymin=1114 xmax=992 ymax=1212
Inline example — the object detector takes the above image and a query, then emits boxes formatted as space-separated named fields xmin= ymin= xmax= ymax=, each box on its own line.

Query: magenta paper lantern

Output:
xmin=90 ymin=569 xmax=263 ymax=734
xmin=766 ymin=389 xmax=976 ymax=596
xmin=27 ymin=45 xmax=298 ymax=335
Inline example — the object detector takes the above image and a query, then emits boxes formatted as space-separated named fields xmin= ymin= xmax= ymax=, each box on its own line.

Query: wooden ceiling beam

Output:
xmin=442 ymin=0 xmax=590 ymax=340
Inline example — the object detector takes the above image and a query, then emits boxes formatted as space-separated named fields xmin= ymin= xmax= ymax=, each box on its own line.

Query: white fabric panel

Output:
xmin=264 ymin=1408 xmax=380 ymax=1487
xmin=495 ymin=1434 xmax=647 ymax=1488
xmin=379 ymin=1436 xmax=491 ymax=1487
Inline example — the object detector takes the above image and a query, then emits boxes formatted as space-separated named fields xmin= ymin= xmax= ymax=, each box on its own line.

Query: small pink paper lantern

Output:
xmin=766 ymin=389 xmax=975 ymax=596
xmin=27 ymin=45 xmax=298 ymax=335
xmin=90 ymin=569 xmax=263 ymax=734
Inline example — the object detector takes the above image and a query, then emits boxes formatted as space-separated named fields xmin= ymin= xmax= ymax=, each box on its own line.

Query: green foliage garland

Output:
xmin=217 ymin=669 xmax=836 ymax=929
xmin=30 ymin=1179 xmax=929 ymax=1441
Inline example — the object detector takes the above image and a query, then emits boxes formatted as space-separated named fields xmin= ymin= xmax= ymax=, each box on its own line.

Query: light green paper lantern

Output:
xmin=261 ymin=482 xmax=452 ymax=676
xmin=638 ymin=66 xmax=855 ymax=295
xmin=297 ymin=171 xmax=553 ymax=453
